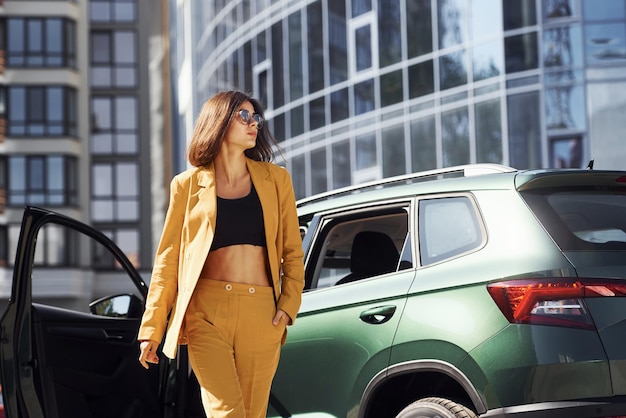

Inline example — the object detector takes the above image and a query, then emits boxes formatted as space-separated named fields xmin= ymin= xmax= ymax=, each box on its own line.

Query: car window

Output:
xmin=520 ymin=188 xmax=626 ymax=251
xmin=306 ymin=206 xmax=410 ymax=290
xmin=418 ymin=196 xmax=484 ymax=266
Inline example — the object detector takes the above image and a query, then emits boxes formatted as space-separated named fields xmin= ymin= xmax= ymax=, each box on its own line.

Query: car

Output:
xmin=1 ymin=164 xmax=626 ymax=418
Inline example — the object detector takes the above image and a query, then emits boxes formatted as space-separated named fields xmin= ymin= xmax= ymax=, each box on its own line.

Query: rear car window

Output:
xmin=520 ymin=188 xmax=626 ymax=251
xmin=418 ymin=196 xmax=484 ymax=266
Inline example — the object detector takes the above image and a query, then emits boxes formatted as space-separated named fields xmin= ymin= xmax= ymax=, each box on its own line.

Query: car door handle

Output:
xmin=359 ymin=305 xmax=396 ymax=324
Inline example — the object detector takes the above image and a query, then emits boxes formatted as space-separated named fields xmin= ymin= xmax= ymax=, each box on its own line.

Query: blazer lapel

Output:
xmin=247 ymin=159 xmax=279 ymax=277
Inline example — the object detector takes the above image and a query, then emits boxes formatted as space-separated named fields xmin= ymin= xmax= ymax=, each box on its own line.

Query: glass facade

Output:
xmin=177 ymin=0 xmax=626 ymax=200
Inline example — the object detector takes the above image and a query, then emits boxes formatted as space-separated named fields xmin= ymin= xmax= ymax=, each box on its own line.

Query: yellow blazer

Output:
xmin=137 ymin=159 xmax=305 ymax=359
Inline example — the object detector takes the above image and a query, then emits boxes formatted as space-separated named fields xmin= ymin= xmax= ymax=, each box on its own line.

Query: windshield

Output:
xmin=520 ymin=186 xmax=626 ymax=251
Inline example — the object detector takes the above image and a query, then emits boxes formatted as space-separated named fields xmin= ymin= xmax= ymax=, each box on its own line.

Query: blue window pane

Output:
xmin=355 ymin=25 xmax=372 ymax=71
xmin=27 ymin=20 xmax=43 ymax=52
xmin=543 ymin=25 xmax=584 ymax=68
xmin=440 ymin=50 xmax=468 ymax=89
xmin=438 ymin=0 xmax=467 ymax=48
xmin=47 ymin=157 xmax=64 ymax=191
xmin=47 ymin=87 xmax=64 ymax=122
xmin=583 ymin=0 xmax=625 ymax=20
xmin=585 ymin=23 xmax=626 ymax=64
xmin=46 ymin=19 xmax=63 ymax=53
xmin=441 ymin=107 xmax=470 ymax=167
xmin=473 ymin=40 xmax=502 ymax=81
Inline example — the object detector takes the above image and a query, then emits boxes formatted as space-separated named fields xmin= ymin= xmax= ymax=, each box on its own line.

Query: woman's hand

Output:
xmin=138 ymin=340 xmax=160 ymax=369
xmin=273 ymin=309 xmax=291 ymax=326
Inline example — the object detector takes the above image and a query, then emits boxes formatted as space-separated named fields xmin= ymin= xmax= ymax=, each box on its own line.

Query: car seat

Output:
xmin=336 ymin=230 xmax=400 ymax=285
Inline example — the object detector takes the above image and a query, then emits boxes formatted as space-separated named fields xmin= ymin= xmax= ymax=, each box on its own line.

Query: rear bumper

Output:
xmin=481 ymin=397 xmax=626 ymax=417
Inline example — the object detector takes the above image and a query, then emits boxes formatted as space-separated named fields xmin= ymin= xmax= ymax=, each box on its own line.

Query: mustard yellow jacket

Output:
xmin=137 ymin=159 xmax=305 ymax=359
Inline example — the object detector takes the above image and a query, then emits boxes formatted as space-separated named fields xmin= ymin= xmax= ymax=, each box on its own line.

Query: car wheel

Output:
xmin=395 ymin=397 xmax=477 ymax=418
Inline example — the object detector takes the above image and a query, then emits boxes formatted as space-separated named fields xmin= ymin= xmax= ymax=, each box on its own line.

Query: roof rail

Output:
xmin=296 ymin=163 xmax=516 ymax=207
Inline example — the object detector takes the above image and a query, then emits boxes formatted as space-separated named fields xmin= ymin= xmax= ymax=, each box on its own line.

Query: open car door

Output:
xmin=0 ymin=206 xmax=179 ymax=418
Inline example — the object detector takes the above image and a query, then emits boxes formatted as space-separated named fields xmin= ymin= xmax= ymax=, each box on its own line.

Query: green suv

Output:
xmin=2 ymin=164 xmax=626 ymax=418
xmin=268 ymin=164 xmax=626 ymax=418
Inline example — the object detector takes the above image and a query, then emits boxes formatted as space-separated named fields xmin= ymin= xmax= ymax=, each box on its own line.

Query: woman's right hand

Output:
xmin=138 ymin=340 xmax=160 ymax=369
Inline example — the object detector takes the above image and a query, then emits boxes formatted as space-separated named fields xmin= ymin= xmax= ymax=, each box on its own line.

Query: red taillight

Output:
xmin=487 ymin=279 xmax=626 ymax=330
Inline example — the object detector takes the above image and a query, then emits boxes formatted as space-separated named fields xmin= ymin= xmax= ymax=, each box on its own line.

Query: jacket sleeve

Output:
xmin=275 ymin=167 xmax=305 ymax=324
xmin=137 ymin=175 xmax=185 ymax=342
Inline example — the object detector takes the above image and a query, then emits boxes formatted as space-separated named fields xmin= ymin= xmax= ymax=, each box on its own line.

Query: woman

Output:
xmin=137 ymin=90 xmax=305 ymax=417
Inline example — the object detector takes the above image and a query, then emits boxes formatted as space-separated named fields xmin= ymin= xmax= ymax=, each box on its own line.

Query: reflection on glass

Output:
xmin=441 ymin=107 xmax=469 ymax=166
xmin=382 ymin=125 xmax=406 ymax=177
xmin=440 ymin=51 xmax=467 ymax=90
xmin=355 ymin=25 xmax=372 ymax=71
xmin=329 ymin=1 xmax=348 ymax=84
xmin=331 ymin=88 xmax=349 ymax=122
xmin=473 ymin=40 xmax=502 ymax=81
xmin=292 ymin=155 xmax=305 ymax=200
xmin=410 ymin=116 xmax=437 ymax=172
xmin=380 ymin=70 xmax=403 ymax=106
xmin=272 ymin=23 xmax=284 ymax=108
xmin=508 ymin=91 xmax=542 ymax=169
xmin=408 ymin=60 xmax=434 ymax=98
xmin=117 ymin=229 xmax=140 ymax=268
xmin=291 ymin=105 xmax=304 ymax=137
xmin=353 ymin=0 xmax=372 ymax=17
xmin=116 ymin=163 xmax=138 ymax=197
xmin=543 ymin=25 xmax=583 ymax=68
xmin=471 ymin=0 xmax=502 ymax=40
xmin=505 ymin=32 xmax=539 ymax=73
xmin=356 ymin=133 xmax=377 ymax=170
xmin=354 ymin=79 xmax=375 ymax=115
xmin=545 ymin=84 xmax=586 ymax=130
xmin=288 ymin=12 xmax=303 ymax=100
xmin=308 ymin=1 xmax=324 ymax=93
xmin=310 ymin=97 xmax=325 ymax=130
xmin=542 ymin=0 xmax=575 ymax=19
xmin=551 ymin=137 xmax=583 ymax=168
xmin=475 ymin=99 xmax=502 ymax=163
xmin=311 ymin=147 xmax=327 ymax=195
xmin=583 ymin=0 xmax=625 ymax=20
xmin=585 ymin=23 xmax=626 ymax=63
xmin=332 ymin=141 xmax=351 ymax=189
xmin=378 ymin=0 xmax=401 ymax=67
xmin=438 ymin=0 xmax=466 ymax=48
xmin=406 ymin=0 xmax=433 ymax=57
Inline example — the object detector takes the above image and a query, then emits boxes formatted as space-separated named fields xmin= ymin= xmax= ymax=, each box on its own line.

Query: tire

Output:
xmin=395 ymin=397 xmax=478 ymax=418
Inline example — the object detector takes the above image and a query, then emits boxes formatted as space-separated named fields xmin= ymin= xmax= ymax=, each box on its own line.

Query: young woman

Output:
xmin=137 ymin=90 xmax=305 ymax=417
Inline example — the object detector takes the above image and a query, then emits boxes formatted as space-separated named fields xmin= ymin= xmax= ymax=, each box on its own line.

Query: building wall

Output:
xmin=173 ymin=0 xmax=626 ymax=200
xmin=0 ymin=0 xmax=170 ymax=313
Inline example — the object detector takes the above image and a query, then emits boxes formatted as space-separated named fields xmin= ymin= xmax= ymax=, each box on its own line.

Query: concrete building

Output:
xmin=171 ymin=0 xmax=626 ymax=200
xmin=0 ymin=0 xmax=171 ymax=311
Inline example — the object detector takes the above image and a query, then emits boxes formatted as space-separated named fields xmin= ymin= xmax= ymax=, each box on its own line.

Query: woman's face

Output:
xmin=223 ymin=100 xmax=262 ymax=151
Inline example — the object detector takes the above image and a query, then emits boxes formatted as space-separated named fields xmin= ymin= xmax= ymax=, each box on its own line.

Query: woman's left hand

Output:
xmin=273 ymin=309 xmax=290 ymax=326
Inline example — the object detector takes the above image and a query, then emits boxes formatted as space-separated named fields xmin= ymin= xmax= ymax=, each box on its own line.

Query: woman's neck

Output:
xmin=214 ymin=154 xmax=249 ymax=187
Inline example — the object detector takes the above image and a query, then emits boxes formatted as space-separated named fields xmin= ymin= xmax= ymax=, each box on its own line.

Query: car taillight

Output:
xmin=487 ymin=279 xmax=626 ymax=330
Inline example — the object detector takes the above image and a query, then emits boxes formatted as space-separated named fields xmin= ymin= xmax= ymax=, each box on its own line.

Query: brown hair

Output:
xmin=187 ymin=90 xmax=278 ymax=167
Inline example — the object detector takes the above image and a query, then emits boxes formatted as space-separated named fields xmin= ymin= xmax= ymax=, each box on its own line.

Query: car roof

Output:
xmin=296 ymin=164 xmax=626 ymax=216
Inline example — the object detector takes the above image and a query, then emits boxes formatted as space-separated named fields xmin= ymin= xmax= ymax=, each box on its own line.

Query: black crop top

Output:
xmin=209 ymin=184 xmax=266 ymax=252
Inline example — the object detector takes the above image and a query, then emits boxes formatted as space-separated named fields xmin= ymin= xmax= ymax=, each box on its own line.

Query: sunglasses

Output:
xmin=236 ymin=109 xmax=264 ymax=129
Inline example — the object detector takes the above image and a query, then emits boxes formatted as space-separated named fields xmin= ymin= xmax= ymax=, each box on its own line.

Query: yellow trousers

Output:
xmin=186 ymin=279 xmax=284 ymax=418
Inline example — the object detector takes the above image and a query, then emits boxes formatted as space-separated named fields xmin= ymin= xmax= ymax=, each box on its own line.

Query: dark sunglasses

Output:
xmin=236 ymin=109 xmax=264 ymax=129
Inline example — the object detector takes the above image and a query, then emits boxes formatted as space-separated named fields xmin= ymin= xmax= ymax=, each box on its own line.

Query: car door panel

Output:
xmin=30 ymin=304 xmax=161 ymax=418
xmin=269 ymin=273 xmax=413 ymax=418
xmin=0 ymin=207 xmax=171 ymax=418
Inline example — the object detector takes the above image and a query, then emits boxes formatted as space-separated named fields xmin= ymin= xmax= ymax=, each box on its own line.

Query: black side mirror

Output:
xmin=89 ymin=294 xmax=144 ymax=318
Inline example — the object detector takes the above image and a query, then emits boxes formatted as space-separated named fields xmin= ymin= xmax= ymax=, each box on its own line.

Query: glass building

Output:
xmin=172 ymin=0 xmax=626 ymax=200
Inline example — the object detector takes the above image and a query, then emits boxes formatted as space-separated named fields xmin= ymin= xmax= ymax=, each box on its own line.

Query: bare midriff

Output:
xmin=199 ymin=244 xmax=271 ymax=286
